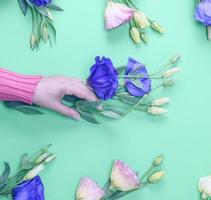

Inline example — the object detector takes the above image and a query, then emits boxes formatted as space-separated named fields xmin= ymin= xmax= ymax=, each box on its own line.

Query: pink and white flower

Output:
xmin=104 ymin=0 xmax=135 ymax=30
xmin=76 ymin=177 xmax=105 ymax=200
xmin=110 ymin=160 xmax=140 ymax=191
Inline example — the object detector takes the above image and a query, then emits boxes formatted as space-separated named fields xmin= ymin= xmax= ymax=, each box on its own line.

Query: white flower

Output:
xmin=147 ymin=107 xmax=168 ymax=115
xmin=198 ymin=176 xmax=211 ymax=199
xmin=162 ymin=67 xmax=181 ymax=78
xmin=151 ymin=97 xmax=170 ymax=106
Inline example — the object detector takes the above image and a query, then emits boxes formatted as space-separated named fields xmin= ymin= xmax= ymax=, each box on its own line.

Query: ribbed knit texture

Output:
xmin=0 ymin=68 xmax=42 ymax=105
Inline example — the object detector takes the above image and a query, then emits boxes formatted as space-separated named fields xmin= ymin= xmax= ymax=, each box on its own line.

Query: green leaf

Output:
xmin=76 ymin=100 xmax=101 ymax=110
xmin=103 ymin=178 xmax=111 ymax=194
xmin=46 ymin=20 xmax=57 ymax=41
xmin=118 ymin=95 xmax=141 ymax=104
xmin=78 ymin=110 xmax=100 ymax=124
xmin=0 ymin=162 xmax=10 ymax=184
xmin=25 ymin=0 xmax=34 ymax=8
xmin=20 ymin=153 xmax=29 ymax=168
xmin=63 ymin=95 xmax=80 ymax=104
xmin=3 ymin=101 xmax=44 ymax=115
xmin=18 ymin=0 xmax=28 ymax=15
xmin=36 ymin=7 xmax=53 ymax=20
xmin=46 ymin=4 xmax=63 ymax=11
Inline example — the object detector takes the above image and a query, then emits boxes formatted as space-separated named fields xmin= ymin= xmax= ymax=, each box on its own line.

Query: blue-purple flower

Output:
xmin=12 ymin=176 xmax=45 ymax=200
xmin=30 ymin=0 xmax=52 ymax=7
xmin=87 ymin=56 xmax=119 ymax=100
xmin=125 ymin=58 xmax=151 ymax=97
xmin=195 ymin=0 xmax=211 ymax=25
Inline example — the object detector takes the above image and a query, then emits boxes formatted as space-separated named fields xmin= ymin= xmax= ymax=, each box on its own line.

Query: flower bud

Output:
xmin=162 ymin=80 xmax=174 ymax=87
xmin=151 ymin=97 xmax=170 ymax=106
xmin=148 ymin=171 xmax=165 ymax=184
xmin=35 ymin=153 xmax=49 ymax=164
xmin=147 ymin=107 xmax=168 ymax=115
xmin=153 ymin=155 xmax=164 ymax=166
xmin=41 ymin=144 xmax=52 ymax=152
xmin=133 ymin=11 xmax=150 ymax=29
xmin=30 ymin=33 xmax=37 ymax=50
xmin=170 ymin=54 xmax=181 ymax=63
xmin=130 ymin=26 xmax=141 ymax=43
xmin=24 ymin=164 xmax=45 ymax=181
xmin=140 ymin=32 xmax=148 ymax=44
xmin=162 ymin=67 xmax=181 ymax=78
xmin=42 ymin=26 xmax=49 ymax=43
xmin=44 ymin=154 xmax=57 ymax=164
xmin=150 ymin=21 xmax=164 ymax=34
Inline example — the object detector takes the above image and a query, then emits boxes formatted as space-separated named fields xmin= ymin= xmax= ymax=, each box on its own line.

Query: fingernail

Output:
xmin=73 ymin=115 xmax=80 ymax=121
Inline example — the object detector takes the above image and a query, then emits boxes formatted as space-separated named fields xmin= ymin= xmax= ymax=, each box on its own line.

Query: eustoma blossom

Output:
xmin=76 ymin=177 xmax=105 ymax=200
xmin=198 ymin=176 xmax=211 ymax=199
xmin=87 ymin=57 xmax=119 ymax=100
xmin=104 ymin=0 xmax=164 ymax=45
xmin=110 ymin=160 xmax=140 ymax=191
xmin=4 ymin=55 xmax=181 ymax=124
xmin=195 ymin=0 xmax=211 ymax=40
xmin=104 ymin=0 xmax=135 ymax=29
xmin=12 ymin=176 xmax=45 ymax=200
xmin=75 ymin=155 xmax=165 ymax=200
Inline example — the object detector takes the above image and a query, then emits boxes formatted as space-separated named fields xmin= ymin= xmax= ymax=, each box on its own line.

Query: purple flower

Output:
xmin=125 ymin=57 xmax=151 ymax=97
xmin=12 ymin=176 xmax=45 ymax=200
xmin=87 ymin=57 xmax=119 ymax=100
xmin=195 ymin=0 xmax=211 ymax=25
xmin=30 ymin=0 xmax=52 ymax=7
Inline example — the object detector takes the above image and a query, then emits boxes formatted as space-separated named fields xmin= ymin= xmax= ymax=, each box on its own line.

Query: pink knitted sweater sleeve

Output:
xmin=0 ymin=68 xmax=42 ymax=105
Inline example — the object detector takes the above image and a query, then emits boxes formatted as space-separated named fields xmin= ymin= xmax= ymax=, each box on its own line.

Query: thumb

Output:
xmin=53 ymin=103 xmax=80 ymax=120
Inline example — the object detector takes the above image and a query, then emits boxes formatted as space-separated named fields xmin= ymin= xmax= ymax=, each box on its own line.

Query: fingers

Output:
xmin=53 ymin=102 xmax=80 ymax=120
xmin=67 ymin=80 xmax=98 ymax=101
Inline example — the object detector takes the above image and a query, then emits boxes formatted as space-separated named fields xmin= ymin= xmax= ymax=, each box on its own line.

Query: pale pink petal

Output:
xmin=76 ymin=177 xmax=105 ymax=200
xmin=105 ymin=1 xmax=135 ymax=29
xmin=110 ymin=160 xmax=140 ymax=191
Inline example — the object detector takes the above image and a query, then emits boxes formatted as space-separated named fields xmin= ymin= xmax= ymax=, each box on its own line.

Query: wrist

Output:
xmin=0 ymin=69 xmax=42 ymax=105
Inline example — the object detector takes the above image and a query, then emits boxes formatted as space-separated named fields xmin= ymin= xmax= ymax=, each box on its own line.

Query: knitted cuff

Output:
xmin=0 ymin=68 xmax=42 ymax=105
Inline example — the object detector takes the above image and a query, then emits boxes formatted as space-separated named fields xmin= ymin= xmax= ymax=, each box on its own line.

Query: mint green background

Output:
xmin=0 ymin=0 xmax=210 ymax=199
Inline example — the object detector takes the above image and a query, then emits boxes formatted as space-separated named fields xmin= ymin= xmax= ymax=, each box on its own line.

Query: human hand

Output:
xmin=32 ymin=76 xmax=97 ymax=120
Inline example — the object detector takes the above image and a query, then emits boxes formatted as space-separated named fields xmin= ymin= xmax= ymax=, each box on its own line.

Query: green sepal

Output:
xmin=18 ymin=0 xmax=28 ymax=15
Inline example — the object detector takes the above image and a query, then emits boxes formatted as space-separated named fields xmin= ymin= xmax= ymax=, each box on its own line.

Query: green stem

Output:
xmin=119 ymin=75 xmax=163 ymax=79
xmin=140 ymin=164 xmax=154 ymax=180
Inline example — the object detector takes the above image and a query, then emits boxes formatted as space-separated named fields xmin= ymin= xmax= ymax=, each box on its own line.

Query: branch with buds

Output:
xmin=3 ymin=54 xmax=181 ymax=124
xmin=0 ymin=145 xmax=56 ymax=198
xmin=75 ymin=155 xmax=165 ymax=200
xmin=18 ymin=0 xmax=63 ymax=50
